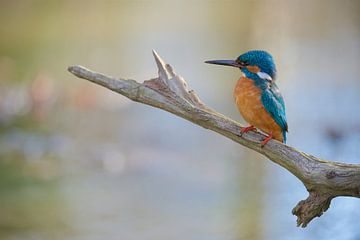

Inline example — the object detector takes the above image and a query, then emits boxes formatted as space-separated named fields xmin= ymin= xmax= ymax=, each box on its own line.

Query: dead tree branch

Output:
xmin=68 ymin=50 xmax=360 ymax=227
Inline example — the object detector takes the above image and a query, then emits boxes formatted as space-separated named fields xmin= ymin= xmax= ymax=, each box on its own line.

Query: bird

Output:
xmin=205 ymin=50 xmax=288 ymax=146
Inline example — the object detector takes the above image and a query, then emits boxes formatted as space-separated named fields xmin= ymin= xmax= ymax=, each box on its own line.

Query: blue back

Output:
xmin=261 ymin=83 xmax=288 ymax=142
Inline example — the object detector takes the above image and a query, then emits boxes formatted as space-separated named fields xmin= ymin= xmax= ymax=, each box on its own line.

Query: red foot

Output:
xmin=240 ymin=125 xmax=256 ymax=135
xmin=261 ymin=132 xmax=273 ymax=147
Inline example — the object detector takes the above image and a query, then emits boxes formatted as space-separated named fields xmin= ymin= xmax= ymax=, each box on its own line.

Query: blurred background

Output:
xmin=0 ymin=0 xmax=360 ymax=239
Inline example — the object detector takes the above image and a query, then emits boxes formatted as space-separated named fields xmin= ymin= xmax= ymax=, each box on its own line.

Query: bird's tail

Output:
xmin=282 ymin=131 xmax=287 ymax=143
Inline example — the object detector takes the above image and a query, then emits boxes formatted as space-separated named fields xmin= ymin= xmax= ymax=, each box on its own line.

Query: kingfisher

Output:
xmin=205 ymin=50 xmax=288 ymax=146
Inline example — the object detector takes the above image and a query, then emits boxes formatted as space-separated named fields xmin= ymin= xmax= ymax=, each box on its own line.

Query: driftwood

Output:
xmin=68 ymin=50 xmax=360 ymax=227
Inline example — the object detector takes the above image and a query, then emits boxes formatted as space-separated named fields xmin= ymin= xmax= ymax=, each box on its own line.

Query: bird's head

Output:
xmin=205 ymin=50 xmax=276 ymax=81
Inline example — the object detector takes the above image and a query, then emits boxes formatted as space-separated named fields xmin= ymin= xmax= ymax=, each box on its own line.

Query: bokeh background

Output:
xmin=1 ymin=0 xmax=360 ymax=239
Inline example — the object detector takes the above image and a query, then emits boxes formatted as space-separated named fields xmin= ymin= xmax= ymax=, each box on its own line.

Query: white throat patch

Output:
xmin=257 ymin=72 xmax=273 ymax=81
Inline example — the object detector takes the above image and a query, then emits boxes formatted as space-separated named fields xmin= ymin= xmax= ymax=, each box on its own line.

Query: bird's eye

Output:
xmin=236 ymin=60 xmax=249 ymax=66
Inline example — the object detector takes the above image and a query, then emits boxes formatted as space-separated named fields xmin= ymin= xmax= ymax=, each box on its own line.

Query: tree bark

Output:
xmin=68 ymin=50 xmax=360 ymax=227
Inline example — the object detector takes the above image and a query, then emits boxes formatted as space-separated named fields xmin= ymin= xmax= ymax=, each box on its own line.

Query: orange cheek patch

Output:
xmin=246 ymin=65 xmax=260 ymax=73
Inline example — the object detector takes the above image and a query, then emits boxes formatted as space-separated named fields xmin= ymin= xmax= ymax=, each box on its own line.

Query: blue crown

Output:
xmin=237 ymin=50 xmax=276 ymax=79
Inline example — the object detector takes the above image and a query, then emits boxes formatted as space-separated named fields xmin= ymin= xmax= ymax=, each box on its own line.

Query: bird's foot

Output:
xmin=261 ymin=132 xmax=273 ymax=147
xmin=240 ymin=125 xmax=256 ymax=136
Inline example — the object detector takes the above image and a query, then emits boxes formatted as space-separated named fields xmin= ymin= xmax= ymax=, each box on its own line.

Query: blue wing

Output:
xmin=261 ymin=82 xmax=288 ymax=142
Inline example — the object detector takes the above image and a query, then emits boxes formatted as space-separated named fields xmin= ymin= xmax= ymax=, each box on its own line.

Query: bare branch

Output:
xmin=67 ymin=51 xmax=360 ymax=228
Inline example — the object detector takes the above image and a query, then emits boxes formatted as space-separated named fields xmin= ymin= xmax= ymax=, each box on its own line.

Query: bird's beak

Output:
xmin=204 ymin=59 xmax=242 ymax=68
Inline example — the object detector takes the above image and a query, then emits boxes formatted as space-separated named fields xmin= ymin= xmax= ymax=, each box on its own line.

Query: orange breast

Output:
xmin=234 ymin=77 xmax=283 ymax=142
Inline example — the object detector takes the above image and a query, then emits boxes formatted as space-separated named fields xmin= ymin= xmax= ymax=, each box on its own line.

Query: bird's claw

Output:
xmin=239 ymin=125 xmax=256 ymax=136
xmin=260 ymin=132 xmax=273 ymax=147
